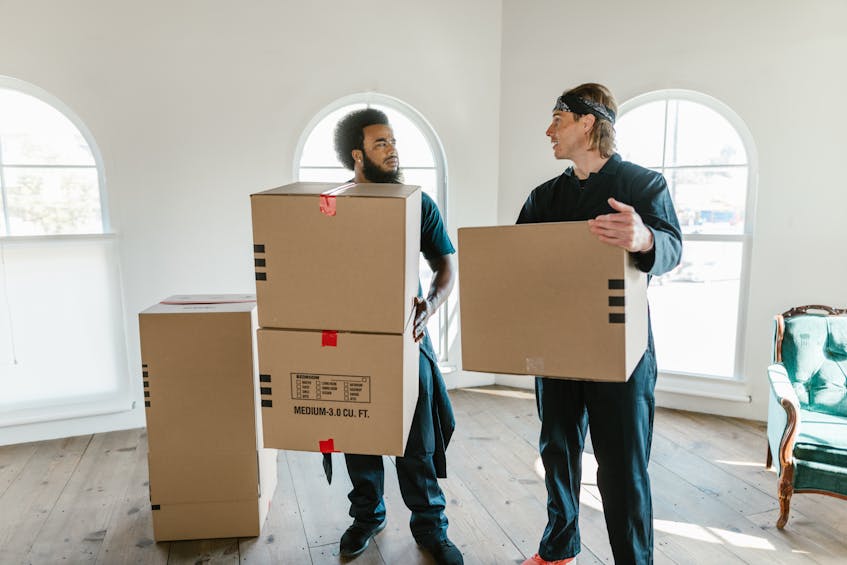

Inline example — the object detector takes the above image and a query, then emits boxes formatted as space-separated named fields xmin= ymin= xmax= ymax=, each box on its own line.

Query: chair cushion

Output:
xmin=795 ymin=409 xmax=847 ymax=468
xmin=782 ymin=315 xmax=847 ymax=416
xmin=794 ymin=409 xmax=847 ymax=494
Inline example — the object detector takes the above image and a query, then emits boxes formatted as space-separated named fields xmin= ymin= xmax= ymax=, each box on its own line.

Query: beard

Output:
xmin=362 ymin=151 xmax=403 ymax=184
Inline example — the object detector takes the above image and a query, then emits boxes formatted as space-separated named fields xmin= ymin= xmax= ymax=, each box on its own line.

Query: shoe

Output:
xmin=339 ymin=519 xmax=386 ymax=558
xmin=521 ymin=553 xmax=575 ymax=565
xmin=421 ymin=537 xmax=464 ymax=565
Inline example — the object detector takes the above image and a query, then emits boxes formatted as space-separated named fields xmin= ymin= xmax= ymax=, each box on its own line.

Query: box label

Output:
xmin=290 ymin=373 xmax=371 ymax=403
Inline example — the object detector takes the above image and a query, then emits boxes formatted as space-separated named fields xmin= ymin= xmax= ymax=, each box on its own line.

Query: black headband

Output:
xmin=553 ymin=94 xmax=616 ymax=124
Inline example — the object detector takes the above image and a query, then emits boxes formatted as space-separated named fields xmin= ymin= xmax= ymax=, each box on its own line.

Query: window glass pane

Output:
xmin=4 ymin=167 xmax=102 ymax=235
xmin=648 ymin=241 xmax=742 ymax=377
xmin=298 ymin=166 xmax=355 ymax=183
xmin=0 ymin=89 xmax=95 ymax=166
xmin=376 ymin=106 xmax=434 ymax=167
xmin=400 ymin=168 xmax=437 ymax=204
xmin=299 ymin=104 xmax=367 ymax=167
xmin=0 ymin=239 xmax=127 ymax=409
xmin=0 ymin=194 xmax=6 ymax=234
xmin=665 ymin=100 xmax=747 ymax=167
xmin=668 ymin=167 xmax=748 ymax=235
xmin=615 ymin=99 xmax=666 ymax=168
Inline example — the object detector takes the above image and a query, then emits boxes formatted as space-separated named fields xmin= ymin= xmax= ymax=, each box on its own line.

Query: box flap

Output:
xmin=251 ymin=182 xmax=419 ymax=199
xmin=141 ymin=295 xmax=256 ymax=315
xmin=252 ymin=182 xmax=346 ymax=196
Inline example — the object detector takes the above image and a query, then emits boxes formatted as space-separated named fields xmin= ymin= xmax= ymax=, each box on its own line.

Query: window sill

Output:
xmin=656 ymin=371 xmax=751 ymax=403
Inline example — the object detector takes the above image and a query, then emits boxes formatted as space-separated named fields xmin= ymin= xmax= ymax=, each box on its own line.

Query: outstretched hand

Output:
xmin=587 ymin=197 xmax=654 ymax=253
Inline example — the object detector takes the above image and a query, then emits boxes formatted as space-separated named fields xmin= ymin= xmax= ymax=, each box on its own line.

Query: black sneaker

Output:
xmin=339 ymin=519 xmax=387 ymax=558
xmin=421 ymin=538 xmax=464 ymax=565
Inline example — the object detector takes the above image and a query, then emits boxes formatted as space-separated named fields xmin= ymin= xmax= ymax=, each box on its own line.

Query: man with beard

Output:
xmin=330 ymin=108 xmax=462 ymax=565
xmin=518 ymin=83 xmax=681 ymax=565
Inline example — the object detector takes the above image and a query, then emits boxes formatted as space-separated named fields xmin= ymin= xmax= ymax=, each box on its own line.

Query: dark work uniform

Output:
xmin=345 ymin=191 xmax=456 ymax=546
xmin=517 ymin=153 xmax=682 ymax=564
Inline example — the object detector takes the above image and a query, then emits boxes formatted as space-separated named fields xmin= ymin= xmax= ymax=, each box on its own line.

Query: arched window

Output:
xmin=0 ymin=77 xmax=129 ymax=431
xmin=616 ymin=90 xmax=756 ymax=380
xmin=0 ymin=83 xmax=106 ymax=235
xmin=294 ymin=93 xmax=450 ymax=360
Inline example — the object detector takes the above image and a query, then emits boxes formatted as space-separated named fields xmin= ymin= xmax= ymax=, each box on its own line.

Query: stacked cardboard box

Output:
xmin=458 ymin=221 xmax=648 ymax=382
xmin=139 ymin=295 xmax=277 ymax=541
xmin=250 ymin=182 xmax=422 ymax=456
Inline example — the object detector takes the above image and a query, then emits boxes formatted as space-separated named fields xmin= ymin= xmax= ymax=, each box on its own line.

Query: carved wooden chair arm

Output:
xmin=767 ymin=363 xmax=800 ymax=470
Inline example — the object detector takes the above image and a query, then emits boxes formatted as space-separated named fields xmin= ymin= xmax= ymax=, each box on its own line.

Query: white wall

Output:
xmin=497 ymin=0 xmax=847 ymax=420
xmin=0 ymin=0 xmax=502 ymax=442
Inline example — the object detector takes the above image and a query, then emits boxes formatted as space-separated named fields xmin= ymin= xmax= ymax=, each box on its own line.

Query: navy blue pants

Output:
xmin=345 ymin=351 xmax=448 ymax=546
xmin=536 ymin=348 xmax=657 ymax=564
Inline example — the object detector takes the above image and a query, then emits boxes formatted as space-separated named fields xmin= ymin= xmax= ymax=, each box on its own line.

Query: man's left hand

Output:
xmin=413 ymin=296 xmax=433 ymax=343
xmin=588 ymin=197 xmax=654 ymax=253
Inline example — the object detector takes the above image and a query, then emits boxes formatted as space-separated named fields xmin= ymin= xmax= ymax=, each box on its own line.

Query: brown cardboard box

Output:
xmin=139 ymin=295 xmax=277 ymax=541
xmin=458 ymin=221 xmax=648 ymax=382
xmin=257 ymin=326 xmax=419 ymax=456
xmin=250 ymin=182 xmax=422 ymax=334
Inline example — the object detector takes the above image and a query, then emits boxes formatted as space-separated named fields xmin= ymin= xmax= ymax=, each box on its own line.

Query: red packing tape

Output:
xmin=322 ymin=330 xmax=338 ymax=347
xmin=319 ymin=438 xmax=336 ymax=453
xmin=319 ymin=195 xmax=336 ymax=216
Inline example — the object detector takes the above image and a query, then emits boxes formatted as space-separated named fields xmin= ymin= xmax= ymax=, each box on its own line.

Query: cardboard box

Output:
xmin=458 ymin=221 xmax=648 ymax=382
xmin=139 ymin=295 xmax=277 ymax=541
xmin=257 ymin=326 xmax=418 ymax=456
xmin=250 ymin=182 xmax=421 ymax=333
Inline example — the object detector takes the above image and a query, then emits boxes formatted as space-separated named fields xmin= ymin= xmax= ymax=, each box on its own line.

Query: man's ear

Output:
xmin=352 ymin=149 xmax=363 ymax=164
xmin=581 ymin=114 xmax=596 ymax=133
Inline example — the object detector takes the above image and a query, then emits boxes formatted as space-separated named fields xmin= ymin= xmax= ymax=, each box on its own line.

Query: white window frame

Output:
xmin=619 ymin=89 xmax=758 ymax=393
xmin=293 ymin=92 xmax=452 ymax=361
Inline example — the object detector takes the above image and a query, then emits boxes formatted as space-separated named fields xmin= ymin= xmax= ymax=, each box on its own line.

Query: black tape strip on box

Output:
xmin=608 ymin=296 xmax=626 ymax=307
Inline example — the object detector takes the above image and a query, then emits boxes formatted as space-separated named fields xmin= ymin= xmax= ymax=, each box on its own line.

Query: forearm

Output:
xmin=425 ymin=255 xmax=456 ymax=311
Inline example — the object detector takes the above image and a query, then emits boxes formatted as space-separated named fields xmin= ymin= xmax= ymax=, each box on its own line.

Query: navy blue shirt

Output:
xmin=517 ymin=153 xmax=682 ymax=276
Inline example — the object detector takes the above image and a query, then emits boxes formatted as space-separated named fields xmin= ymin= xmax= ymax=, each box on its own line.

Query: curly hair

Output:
xmin=333 ymin=108 xmax=390 ymax=170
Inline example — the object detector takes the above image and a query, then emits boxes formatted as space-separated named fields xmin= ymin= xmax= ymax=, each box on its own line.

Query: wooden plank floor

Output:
xmin=2 ymin=385 xmax=847 ymax=564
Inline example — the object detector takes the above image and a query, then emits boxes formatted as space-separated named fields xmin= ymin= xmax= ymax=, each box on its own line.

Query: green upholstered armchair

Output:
xmin=766 ymin=305 xmax=847 ymax=528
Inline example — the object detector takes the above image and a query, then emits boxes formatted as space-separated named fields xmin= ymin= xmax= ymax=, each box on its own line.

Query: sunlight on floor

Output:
xmin=655 ymin=520 xmax=775 ymax=549
xmin=533 ymin=454 xmax=598 ymax=486
xmin=710 ymin=527 xmax=776 ymax=550
xmin=464 ymin=387 xmax=536 ymax=400
xmin=715 ymin=459 xmax=766 ymax=468
xmin=654 ymin=519 xmax=722 ymax=543
xmin=534 ymin=456 xmax=544 ymax=480
xmin=532 ymin=457 xmax=777 ymax=551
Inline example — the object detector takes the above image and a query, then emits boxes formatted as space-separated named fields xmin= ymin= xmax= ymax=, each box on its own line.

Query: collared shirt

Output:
xmin=517 ymin=153 xmax=682 ymax=276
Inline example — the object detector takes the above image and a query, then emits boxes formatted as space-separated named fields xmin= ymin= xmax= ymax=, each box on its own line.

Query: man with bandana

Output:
xmin=518 ymin=83 xmax=682 ymax=565
xmin=330 ymin=108 xmax=462 ymax=565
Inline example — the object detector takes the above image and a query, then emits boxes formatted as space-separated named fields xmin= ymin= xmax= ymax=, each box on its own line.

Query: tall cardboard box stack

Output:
xmin=459 ymin=221 xmax=648 ymax=382
xmin=250 ymin=182 xmax=422 ymax=456
xmin=139 ymin=295 xmax=277 ymax=541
